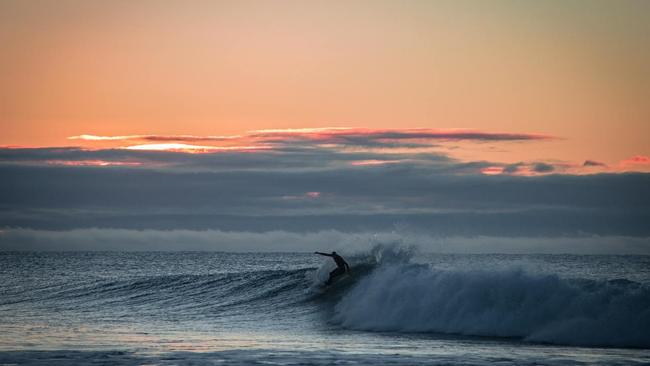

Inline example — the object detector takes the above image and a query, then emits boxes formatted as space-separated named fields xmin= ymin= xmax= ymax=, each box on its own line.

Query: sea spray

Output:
xmin=332 ymin=262 xmax=650 ymax=348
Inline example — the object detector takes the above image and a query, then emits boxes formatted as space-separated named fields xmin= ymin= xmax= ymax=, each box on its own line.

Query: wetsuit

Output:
xmin=328 ymin=254 xmax=348 ymax=283
xmin=315 ymin=252 xmax=350 ymax=285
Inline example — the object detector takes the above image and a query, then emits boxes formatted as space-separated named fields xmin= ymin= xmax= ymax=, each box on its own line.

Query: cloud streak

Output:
xmin=123 ymin=143 xmax=271 ymax=153
xmin=251 ymin=127 xmax=553 ymax=140
xmin=69 ymin=134 xmax=242 ymax=142
xmin=67 ymin=128 xmax=554 ymax=152
xmin=583 ymin=160 xmax=607 ymax=167
xmin=257 ymin=128 xmax=555 ymax=152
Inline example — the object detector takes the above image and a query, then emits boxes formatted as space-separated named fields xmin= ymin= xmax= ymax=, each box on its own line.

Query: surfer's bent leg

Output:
xmin=326 ymin=267 xmax=346 ymax=285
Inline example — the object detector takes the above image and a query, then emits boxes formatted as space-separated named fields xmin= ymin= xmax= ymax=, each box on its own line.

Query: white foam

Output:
xmin=333 ymin=263 xmax=650 ymax=348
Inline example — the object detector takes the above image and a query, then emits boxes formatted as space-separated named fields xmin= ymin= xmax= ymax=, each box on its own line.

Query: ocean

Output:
xmin=1 ymin=246 xmax=649 ymax=365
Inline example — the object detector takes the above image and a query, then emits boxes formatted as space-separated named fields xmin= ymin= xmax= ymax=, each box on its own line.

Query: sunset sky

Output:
xmin=2 ymin=0 xmax=650 ymax=166
xmin=1 ymin=1 xmax=649 ymax=252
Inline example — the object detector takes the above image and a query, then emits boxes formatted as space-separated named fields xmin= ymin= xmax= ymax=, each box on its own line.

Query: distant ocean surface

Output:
xmin=1 ymin=247 xmax=649 ymax=365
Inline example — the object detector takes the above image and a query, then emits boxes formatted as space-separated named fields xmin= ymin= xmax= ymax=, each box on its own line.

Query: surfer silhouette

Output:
xmin=314 ymin=251 xmax=350 ymax=285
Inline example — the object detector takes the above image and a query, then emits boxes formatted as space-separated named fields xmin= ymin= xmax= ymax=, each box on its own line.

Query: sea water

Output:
xmin=1 ymin=247 xmax=649 ymax=365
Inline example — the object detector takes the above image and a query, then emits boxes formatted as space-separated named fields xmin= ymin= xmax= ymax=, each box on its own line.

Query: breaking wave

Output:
xmin=332 ymin=253 xmax=650 ymax=348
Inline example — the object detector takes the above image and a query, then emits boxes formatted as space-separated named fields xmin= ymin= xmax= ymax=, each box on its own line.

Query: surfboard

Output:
xmin=321 ymin=272 xmax=351 ymax=287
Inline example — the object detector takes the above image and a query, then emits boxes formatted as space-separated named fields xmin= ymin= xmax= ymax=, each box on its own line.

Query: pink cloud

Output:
xmin=480 ymin=166 xmax=505 ymax=175
xmin=621 ymin=155 xmax=650 ymax=165
xmin=481 ymin=162 xmax=565 ymax=176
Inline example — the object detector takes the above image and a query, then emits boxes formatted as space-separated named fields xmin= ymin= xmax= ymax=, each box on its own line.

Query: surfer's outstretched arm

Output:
xmin=314 ymin=252 xmax=332 ymax=257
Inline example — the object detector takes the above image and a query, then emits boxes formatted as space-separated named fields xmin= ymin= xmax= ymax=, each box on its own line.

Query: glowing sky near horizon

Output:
xmin=1 ymin=0 xmax=649 ymax=169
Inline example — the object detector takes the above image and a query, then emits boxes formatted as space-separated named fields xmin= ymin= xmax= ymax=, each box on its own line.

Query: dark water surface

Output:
xmin=1 ymin=250 xmax=649 ymax=365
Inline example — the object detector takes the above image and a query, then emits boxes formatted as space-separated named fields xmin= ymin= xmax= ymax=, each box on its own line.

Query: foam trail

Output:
xmin=333 ymin=264 xmax=650 ymax=348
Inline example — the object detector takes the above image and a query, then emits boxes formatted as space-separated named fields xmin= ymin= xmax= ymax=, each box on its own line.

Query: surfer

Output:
xmin=314 ymin=251 xmax=350 ymax=285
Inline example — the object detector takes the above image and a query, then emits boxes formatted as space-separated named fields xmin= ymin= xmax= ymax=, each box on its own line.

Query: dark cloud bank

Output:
xmin=1 ymin=146 xmax=649 ymax=253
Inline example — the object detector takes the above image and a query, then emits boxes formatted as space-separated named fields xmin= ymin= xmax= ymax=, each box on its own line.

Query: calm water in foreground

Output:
xmin=1 ymin=247 xmax=649 ymax=365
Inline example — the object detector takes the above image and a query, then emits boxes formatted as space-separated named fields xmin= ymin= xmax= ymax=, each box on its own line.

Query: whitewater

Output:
xmin=1 ymin=247 xmax=649 ymax=365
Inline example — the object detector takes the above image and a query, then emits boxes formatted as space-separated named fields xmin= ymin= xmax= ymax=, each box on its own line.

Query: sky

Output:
xmin=1 ymin=0 xmax=649 ymax=252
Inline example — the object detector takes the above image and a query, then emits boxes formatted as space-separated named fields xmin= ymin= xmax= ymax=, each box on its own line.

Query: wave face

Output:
xmin=0 ymin=268 xmax=315 ymax=320
xmin=332 ymin=259 xmax=650 ymax=348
